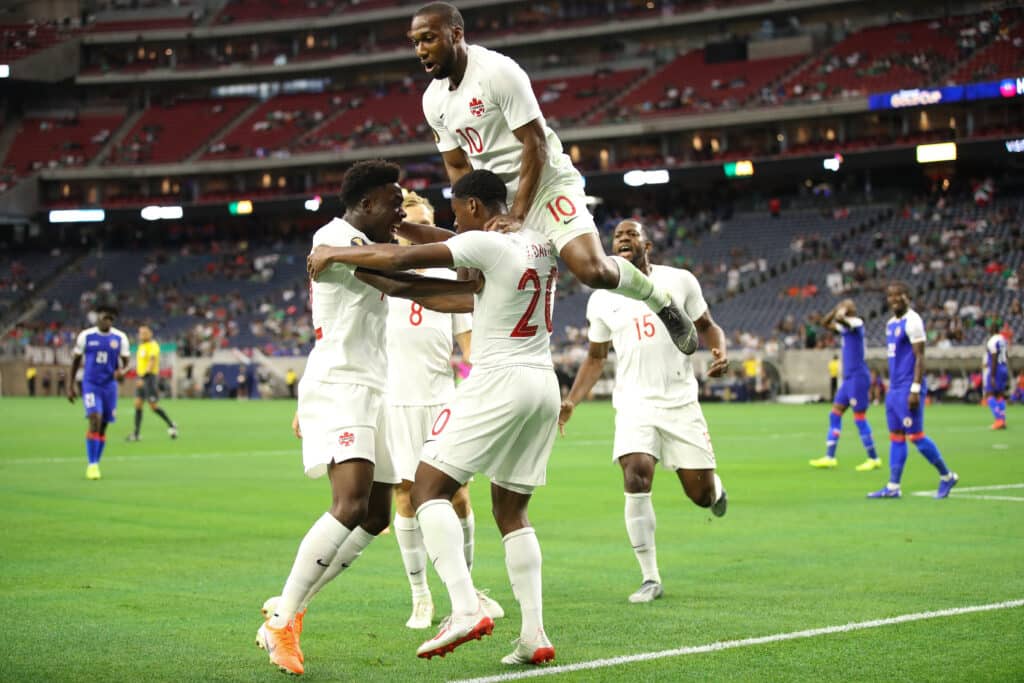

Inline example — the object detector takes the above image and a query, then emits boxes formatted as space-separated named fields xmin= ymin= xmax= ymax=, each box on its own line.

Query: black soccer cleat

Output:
xmin=656 ymin=301 xmax=698 ymax=355
xmin=711 ymin=488 xmax=728 ymax=518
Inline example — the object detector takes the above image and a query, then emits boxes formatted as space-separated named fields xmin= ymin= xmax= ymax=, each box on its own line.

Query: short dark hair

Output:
xmin=96 ymin=304 xmax=119 ymax=317
xmin=340 ymin=160 xmax=402 ymax=210
xmin=452 ymin=169 xmax=507 ymax=211
xmin=414 ymin=2 xmax=464 ymax=30
xmin=888 ymin=280 xmax=912 ymax=296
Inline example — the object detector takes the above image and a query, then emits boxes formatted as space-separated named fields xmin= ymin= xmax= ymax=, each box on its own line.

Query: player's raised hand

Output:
xmin=484 ymin=214 xmax=523 ymax=234
xmin=707 ymin=348 xmax=729 ymax=377
xmin=557 ymin=399 xmax=575 ymax=436
xmin=291 ymin=411 xmax=302 ymax=439
xmin=307 ymin=245 xmax=335 ymax=281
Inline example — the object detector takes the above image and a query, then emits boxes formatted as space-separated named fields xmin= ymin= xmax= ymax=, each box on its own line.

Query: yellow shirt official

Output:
xmin=137 ymin=341 xmax=160 ymax=377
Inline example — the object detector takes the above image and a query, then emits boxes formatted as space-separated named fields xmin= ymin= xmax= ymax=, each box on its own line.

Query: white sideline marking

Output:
xmin=451 ymin=599 xmax=1024 ymax=683
xmin=3 ymin=449 xmax=295 ymax=465
xmin=911 ymin=483 xmax=1024 ymax=502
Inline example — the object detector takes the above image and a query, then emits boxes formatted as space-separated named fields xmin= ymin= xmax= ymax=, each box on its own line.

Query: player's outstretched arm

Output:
xmin=354 ymin=269 xmax=478 ymax=313
xmin=396 ymin=220 xmax=455 ymax=245
xmin=308 ymin=242 xmax=454 ymax=278
xmin=559 ymin=341 xmax=610 ymax=435
xmin=695 ymin=310 xmax=729 ymax=377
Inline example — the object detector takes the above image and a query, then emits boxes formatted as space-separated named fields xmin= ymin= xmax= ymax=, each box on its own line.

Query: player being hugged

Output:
xmin=256 ymin=160 xmax=479 ymax=676
xmin=868 ymin=282 xmax=959 ymax=500
xmin=309 ymin=169 xmax=560 ymax=667
xmin=68 ymin=305 xmax=131 ymax=480
xmin=407 ymin=2 xmax=699 ymax=356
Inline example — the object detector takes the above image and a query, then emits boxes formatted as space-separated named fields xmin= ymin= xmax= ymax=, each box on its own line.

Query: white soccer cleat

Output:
xmin=501 ymin=630 xmax=555 ymax=666
xmin=416 ymin=608 xmax=494 ymax=659
xmin=260 ymin=596 xmax=280 ymax=620
xmin=168 ymin=424 xmax=179 ymax=439
xmin=628 ymin=580 xmax=664 ymax=603
xmin=406 ymin=594 xmax=434 ymax=629
xmin=477 ymin=589 xmax=505 ymax=620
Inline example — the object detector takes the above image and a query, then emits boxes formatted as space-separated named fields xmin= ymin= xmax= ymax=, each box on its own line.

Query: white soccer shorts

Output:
xmin=526 ymin=181 xmax=599 ymax=253
xmin=612 ymin=400 xmax=717 ymax=471
xmin=296 ymin=379 xmax=398 ymax=484
xmin=386 ymin=403 xmax=444 ymax=483
xmin=421 ymin=365 xmax=560 ymax=492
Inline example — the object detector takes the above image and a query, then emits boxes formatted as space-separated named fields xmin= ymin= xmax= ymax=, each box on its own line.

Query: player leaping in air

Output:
xmin=406 ymin=2 xmax=698 ymax=356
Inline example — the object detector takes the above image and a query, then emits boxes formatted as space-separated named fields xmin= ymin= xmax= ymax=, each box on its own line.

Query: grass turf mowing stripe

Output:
xmin=452 ymin=599 xmax=1024 ymax=683
xmin=3 ymin=449 xmax=295 ymax=465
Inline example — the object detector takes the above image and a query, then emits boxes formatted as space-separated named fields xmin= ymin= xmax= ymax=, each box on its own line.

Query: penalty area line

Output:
xmin=450 ymin=599 xmax=1024 ymax=683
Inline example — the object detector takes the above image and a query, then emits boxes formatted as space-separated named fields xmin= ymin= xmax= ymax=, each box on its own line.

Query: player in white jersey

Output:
xmin=255 ymin=161 xmax=480 ymax=676
xmin=559 ymin=220 xmax=730 ymax=604
xmin=309 ymin=169 xmax=560 ymax=666
xmin=388 ymin=191 xmax=503 ymax=629
xmin=407 ymin=2 xmax=698 ymax=356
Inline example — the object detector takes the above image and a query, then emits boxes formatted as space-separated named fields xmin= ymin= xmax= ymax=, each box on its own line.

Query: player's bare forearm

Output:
xmin=442 ymin=147 xmax=472 ymax=186
xmin=414 ymin=293 xmax=474 ymax=314
xmin=566 ymin=343 xmax=609 ymax=406
xmin=68 ymin=356 xmax=81 ymax=401
xmin=309 ymin=243 xmax=453 ymax=279
xmin=396 ymin=220 xmax=455 ymax=244
xmin=509 ymin=120 xmax=548 ymax=220
xmin=912 ymin=342 xmax=926 ymax=385
xmin=355 ymin=269 xmax=478 ymax=302
xmin=696 ymin=311 xmax=730 ymax=377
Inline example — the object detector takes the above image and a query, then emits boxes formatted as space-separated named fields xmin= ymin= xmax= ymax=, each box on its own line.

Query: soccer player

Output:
xmin=309 ymin=169 xmax=560 ymax=666
xmin=558 ymin=220 xmax=729 ymax=604
xmin=983 ymin=320 xmax=1010 ymax=430
xmin=407 ymin=2 xmax=698 ymax=356
xmin=125 ymin=325 xmax=178 ymax=442
xmin=868 ymin=282 xmax=959 ymax=499
xmin=255 ymin=160 xmax=478 ymax=676
xmin=388 ymin=191 xmax=502 ymax=629
xmin=67 ymin=305 xmax=131 ymax=480
xmin=809 ymin=299 xmax=881 ymax=471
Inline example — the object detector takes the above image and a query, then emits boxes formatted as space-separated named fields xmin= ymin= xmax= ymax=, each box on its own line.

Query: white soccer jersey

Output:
xmin=587 ymin=265 xmax=709 ymax=409
xmin=986 ymin=333 xmax=1008 ymax=368
xmin=422 ymin=44 xmax=581 ymax=203
xmin=446 ymin=229 xmax=557 ymax=371
xmin=386 ymin=267 xmax=472 ymax=406
xmin=304 ymin=217 xmax=388 ymax=390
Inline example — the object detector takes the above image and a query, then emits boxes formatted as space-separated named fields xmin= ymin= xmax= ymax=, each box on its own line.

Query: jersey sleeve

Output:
xmin=586 ymin=294 xmax=612 ymax=343
xmin=73 ymin=330 xmax=87 ymax=355
xmin=677 ymin=270 xmax=709 ymax=322
xmin=987 ymin=335 xmax=1003 ymax=354
xmin=487 ymin=55 xmax=544 ymax=132
xmin=422 ymin=91 xmax=461 ymax=153
xmin=904 ymin=311 xmax=927 ymax=344
xmin=452 ymin=312 xmax=472 ymax=336
xmin=119 ymin=331 xmax=132 ymax=357
xmin=446 ymin=231 xmax=503 ymax=272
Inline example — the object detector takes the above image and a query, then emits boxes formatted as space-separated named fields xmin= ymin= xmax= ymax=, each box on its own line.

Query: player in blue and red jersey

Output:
xmin=68 ymin=305 xmax=131 ymax=480
xmin=983 ymin=320 xmax=1011 ymax=430
xmin=809 ymin=299 xmax=881 ymax=471
xmin=868 ymin=283 xmax=958 ymax=499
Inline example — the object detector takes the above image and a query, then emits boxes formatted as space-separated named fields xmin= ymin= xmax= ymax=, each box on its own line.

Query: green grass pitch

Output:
xmin=1 ymin=397 xmax=1022 ymax=682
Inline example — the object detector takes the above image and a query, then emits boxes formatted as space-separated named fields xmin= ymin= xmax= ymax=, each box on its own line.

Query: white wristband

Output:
xmin=910 ymin=383 xmax=921 ymax=394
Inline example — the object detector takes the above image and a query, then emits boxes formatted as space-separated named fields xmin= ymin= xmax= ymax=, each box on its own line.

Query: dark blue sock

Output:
xmin=825 ymin=410 xmax=842 ymax=458
xmin=987 ymin=396 xmax=1000 ymax=419
xmin=854 ymin=415 xmax=877 ymax=460
xmin=913 ymin=436 xmax=949 ymax=476
xmin=888 ymin=436 xmax=908 ymax=485
xmin=86 ymin=433 xmax=98 ymax=465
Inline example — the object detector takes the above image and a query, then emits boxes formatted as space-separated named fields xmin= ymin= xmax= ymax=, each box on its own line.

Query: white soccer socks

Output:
xmin=460 ymin=510 xmax=476 ymax=572
xmin=269 ymin=512 xmax=351 ymax=628
xmin=624 ymin=492 xmax=661 ymax=584
xmin=394 ymin=514 xmax=430 ymax=598
xmin=299 ymin=525 xmax=375 ymax=611
xmin=417 ymin=499 xmax=478 ymax=616
xmin=610 ymin=255 xmax=671 ymax=310
xmin=503 ymin=526 xmax=545 ymax=640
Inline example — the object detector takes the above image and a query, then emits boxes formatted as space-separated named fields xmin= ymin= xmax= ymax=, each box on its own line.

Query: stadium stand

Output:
xmin=2 ymin=113 xmax=125 ymax=176
xmin=105 ymin=99 xmax=251 ymax=165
